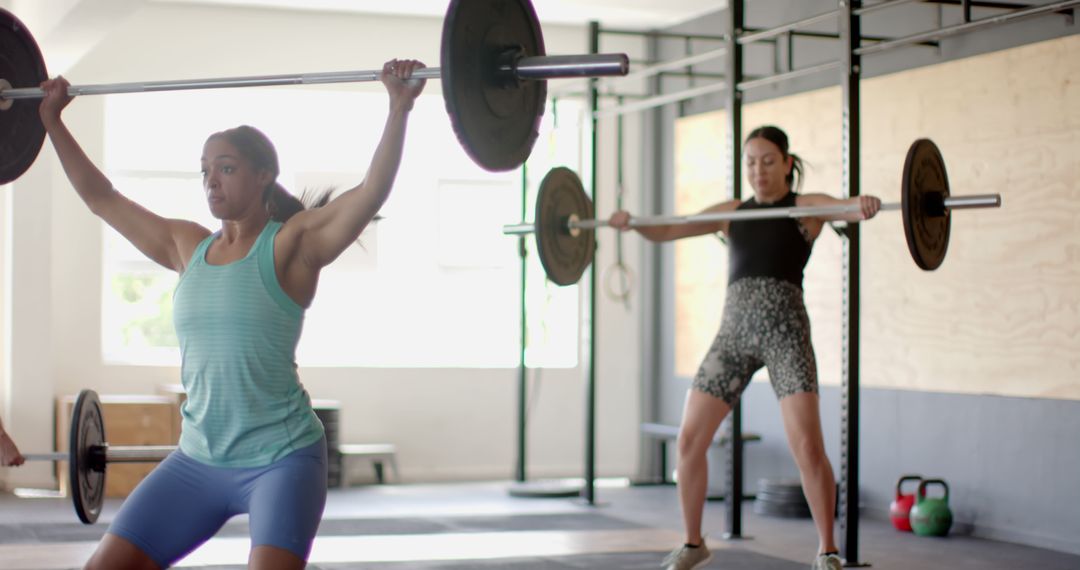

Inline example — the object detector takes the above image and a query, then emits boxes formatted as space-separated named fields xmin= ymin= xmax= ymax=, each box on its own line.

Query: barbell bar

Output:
xmin=505 ymin=139 xmax=1003 ymax=286
xmin=0 ymin=55 xmax=628 ymax=100
xmin=17 ymin=389 xmax=175 ymax=524
xmin=0 ymin=0 xmax=631 ymax=184
xmin=23 ymin=447 xmax=175 ymax=464
xmin=502 ymin=193 xmax=1001 ymax=235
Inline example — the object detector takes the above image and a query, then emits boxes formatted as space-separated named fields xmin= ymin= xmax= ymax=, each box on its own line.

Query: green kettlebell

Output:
xmin=909 ymin=478 xmax=952 ymax=537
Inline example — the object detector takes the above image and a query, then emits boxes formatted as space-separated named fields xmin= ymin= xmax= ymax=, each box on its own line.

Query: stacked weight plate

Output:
xmin=753 ymin=478 xmax=811 ymax=518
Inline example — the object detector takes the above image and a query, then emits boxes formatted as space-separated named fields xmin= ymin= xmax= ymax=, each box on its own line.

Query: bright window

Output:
xmin=101 ymin=88 xmax=585 ymax=368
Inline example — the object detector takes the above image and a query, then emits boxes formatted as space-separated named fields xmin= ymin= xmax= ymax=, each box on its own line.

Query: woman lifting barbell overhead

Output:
xmin=36 ymin=58 xmax=426 ymax=570
xmin=610 ymin=125 xmax=879 ymax=570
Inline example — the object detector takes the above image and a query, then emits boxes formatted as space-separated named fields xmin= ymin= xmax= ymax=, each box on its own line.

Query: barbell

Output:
xmin=503 ymin=139 xmax=1003 ymax=286
xmin=0 ymin=0 xmax=629 ymax=184
xmin=20 ymin=389 xmax=175 ymax=524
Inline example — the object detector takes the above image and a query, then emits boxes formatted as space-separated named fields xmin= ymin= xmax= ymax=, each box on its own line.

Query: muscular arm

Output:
xmin=285 ymin=102 xmax=411 ymax=269
xmin=41 ymin=78 xmax=209 ymax=273
xmin=284 ymin=60 xmax=425 ymax=271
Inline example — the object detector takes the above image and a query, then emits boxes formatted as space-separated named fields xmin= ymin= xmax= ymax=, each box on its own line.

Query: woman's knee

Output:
xmin=789 ymin=436 xmax=828 ymax=469
xmin=84 ymin=535 xmax=160 ymax=570
xmin=249 ymin=545 xmax=306 ymax=570
xmin=676 ymin=429 xmax=715 ymax=458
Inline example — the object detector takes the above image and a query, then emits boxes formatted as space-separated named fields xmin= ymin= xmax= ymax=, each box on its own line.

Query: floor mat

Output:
xmin=199 ymin=549 xmax=805 ymax=569
xmin=0 ymin=512 xmax=644 ymax=544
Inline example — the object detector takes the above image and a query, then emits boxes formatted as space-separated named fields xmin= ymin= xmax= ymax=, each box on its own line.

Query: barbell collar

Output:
xmin=0 ymin=54 xmax=629 ymax=102
xmin=500 ymin=193 xmax=1002 ymax=235
xmin=0 ymin=79 xmax=11 ymax=110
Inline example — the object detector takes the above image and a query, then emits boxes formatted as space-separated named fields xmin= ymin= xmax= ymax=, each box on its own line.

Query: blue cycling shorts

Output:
xmin=106 ymin=436 xmax=327 ymax=567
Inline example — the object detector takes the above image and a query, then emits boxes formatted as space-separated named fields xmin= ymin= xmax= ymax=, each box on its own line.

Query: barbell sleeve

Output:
xmin=501 ymin=193 xmax=1002 ymax=235
xmin=509 ymin=54 xmax=629 ymax=79
xmin=0 ymin=54 xmax=629 ymax=101
xmin=932 ymin=193 xmax=1001 ymax=210
xmin=503 ymin=223 xmax=538 ymax=235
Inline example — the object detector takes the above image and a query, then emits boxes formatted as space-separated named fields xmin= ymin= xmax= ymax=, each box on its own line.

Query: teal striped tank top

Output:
xmin=173 ymin=220 xmax=324 ymax=467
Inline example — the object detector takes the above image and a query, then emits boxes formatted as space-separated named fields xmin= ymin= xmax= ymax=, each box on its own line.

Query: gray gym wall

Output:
xmin=631 ymin=0 xmax=1080 ymax=556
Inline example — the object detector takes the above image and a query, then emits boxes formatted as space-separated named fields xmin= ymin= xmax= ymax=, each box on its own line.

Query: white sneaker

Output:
xmin=811 ymin=552 xmax=843 ymax=570
xmin=662 ymin=542 xmax=713 ymax=570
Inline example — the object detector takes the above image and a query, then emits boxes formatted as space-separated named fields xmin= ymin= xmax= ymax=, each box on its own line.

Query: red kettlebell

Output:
xmin=889 ymin=475 xmax=922 ymax=532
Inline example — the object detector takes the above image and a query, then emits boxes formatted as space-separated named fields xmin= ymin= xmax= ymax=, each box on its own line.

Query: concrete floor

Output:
xmin=1 ymin=480 xmax=1078 ymax=569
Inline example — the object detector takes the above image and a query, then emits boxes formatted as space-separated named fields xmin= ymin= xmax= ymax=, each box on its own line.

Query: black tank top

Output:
xmin=727 ymin=191 xmax=813 ymax=288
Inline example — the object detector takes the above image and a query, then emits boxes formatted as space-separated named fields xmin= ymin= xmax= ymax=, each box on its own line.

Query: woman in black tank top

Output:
xmin=611 ymin=126 xmax=881 ymax=570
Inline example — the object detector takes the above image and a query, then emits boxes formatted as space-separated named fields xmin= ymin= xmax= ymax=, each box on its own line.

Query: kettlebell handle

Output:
xmin=916 ymin=478 xmax=949 ymax=503
xmin=895 ymin=474 xmax=923 ymax=498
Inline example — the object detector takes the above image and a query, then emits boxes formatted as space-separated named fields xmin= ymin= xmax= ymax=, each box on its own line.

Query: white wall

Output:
xmin=1 ymin=3 xmax=646 ymax=488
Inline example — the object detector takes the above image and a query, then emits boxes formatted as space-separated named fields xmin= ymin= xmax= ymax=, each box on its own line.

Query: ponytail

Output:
xmin=787 ymin=152 xmax=805 ymax=192
xmin=263 ymin=184 xmax=379 ymax=250
xmin=263 ymin=184 xmax=333 ymax=223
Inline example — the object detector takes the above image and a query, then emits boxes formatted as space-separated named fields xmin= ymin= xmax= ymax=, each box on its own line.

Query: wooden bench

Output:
xmin=640 ymin=422 xmax=761 ymax=485
xmin=338 ymin=443 xmax=399 ymax=486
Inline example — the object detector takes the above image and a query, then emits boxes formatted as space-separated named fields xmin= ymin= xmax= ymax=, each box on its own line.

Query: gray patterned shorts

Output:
xmin=693 ymin=276 xmax=818 ymax=404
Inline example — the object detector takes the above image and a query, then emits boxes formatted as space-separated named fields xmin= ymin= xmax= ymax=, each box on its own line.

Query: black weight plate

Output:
xmin=757 ymin=489 xmax=809 ymax=502
xmin=757 ymin=478 xmax=802 ymax=489
xmin=535 ymin=167 xmax=594 ymax=286
xmin=70 ymin=389 xmax=106 ymax=524
xmin=441 ymin=0 xmax=546 ymax=172
xmin=0 ymin=8 xmax=48 ymax=185
xmin=902 ymin=139 xmax=951 ymax=271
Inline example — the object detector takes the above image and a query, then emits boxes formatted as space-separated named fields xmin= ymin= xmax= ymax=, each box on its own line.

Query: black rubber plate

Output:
xmin=535 ymin=167 xmax=594 ymax=286
xmin=441 ymin=0 xmax=546 ymax=172
xmin=0 ymin=8 xmax=48 ymax=185
xmin=901 ymin=138 xmax=951 ymax=271
xmin=70 ymin=389 xmax=106 ymax=525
